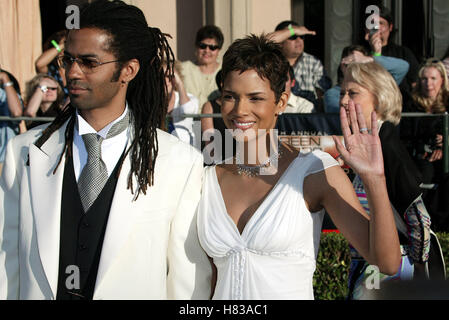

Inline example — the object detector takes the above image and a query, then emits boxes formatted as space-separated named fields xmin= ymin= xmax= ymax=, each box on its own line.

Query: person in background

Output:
xmin=340 ymin=62 xmax=443 ymax=299
xmin=402 ymin=59 xmax=449 ymax=230
xmin=201 ymin=70 xmax=228 ymax=164
xmin=324 ymin=44 xmax=409 ymax=113
xmin=0 ymin=67 xmax=23 ymax=174
xmin=35 ymin=30 xmax=68 ymax=97
xmin=24 ymin=74 xmax=65 ymax=129
xmin=268 ymin=20 xmax=332 ymax=110
xmin=406 ymin=59 xmax=449 ymax=179
xmin=412 ymin=59 xmax=449 ymax=115
xmin=284 ymin=66 xmax=314 ymax=113
xmin=364 ymin=5 xmax=419 ymax=107
xmin=180 ymin=25 xmax=223 ymax=109
xmin=166 ymin=61 xmax=200 ymax=147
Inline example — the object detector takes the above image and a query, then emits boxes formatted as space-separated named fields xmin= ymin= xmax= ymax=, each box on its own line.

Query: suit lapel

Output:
xmin=94 ymin=151 xmax=142 ymax=293
xmin=94 ymin=130 xmax=171 ymax=295
xmin=29 ymin=121 xmax=68 ymax=299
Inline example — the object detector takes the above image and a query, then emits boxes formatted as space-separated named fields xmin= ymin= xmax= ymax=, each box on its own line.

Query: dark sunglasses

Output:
xmin=288 ymin=35 xmax=305 ymax=41
xmin=198 ymin=43 xmax=220 ymax=51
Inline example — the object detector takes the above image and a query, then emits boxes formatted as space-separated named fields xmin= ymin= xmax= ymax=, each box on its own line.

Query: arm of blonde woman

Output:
xmin=173 ymin=70 xmax=190 ymax=107
xmin=306 ymin=101 xmax=401 ymax=275
xmin=23 ymin=87 xmax=44 ymax=118
xmin=201 ymin=101 xmax=215 ymax=147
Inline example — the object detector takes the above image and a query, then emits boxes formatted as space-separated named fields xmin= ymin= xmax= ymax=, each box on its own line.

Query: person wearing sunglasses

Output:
xmin=268 ymin=20 xmax=332 ymax=110
xmin=24 ymin=74 xmax=65 ymax=129
xmin=180 ymin=25 xmax=224 ymax=109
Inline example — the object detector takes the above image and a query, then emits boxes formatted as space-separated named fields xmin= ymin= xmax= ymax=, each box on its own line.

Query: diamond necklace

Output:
xmin=235 ymin=147 xmax=283 ymax=177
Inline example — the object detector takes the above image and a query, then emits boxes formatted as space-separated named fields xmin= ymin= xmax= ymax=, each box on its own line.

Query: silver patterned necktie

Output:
xmin=77 ymin=111 xmax=130 ymax=212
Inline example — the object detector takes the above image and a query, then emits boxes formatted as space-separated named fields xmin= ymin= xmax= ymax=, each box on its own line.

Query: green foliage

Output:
xmin=436 ymin=232 xmax=449 ymax=277
xmin=313 ymin=232 xmax=449 ymax=300
xmin=313 ymin=232 xmax=350 ymax=300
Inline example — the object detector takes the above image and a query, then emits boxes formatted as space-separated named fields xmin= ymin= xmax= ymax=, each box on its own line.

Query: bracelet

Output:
xmin=3 ymin=81 xmax=14 ymax=88
xmin=51 ymin=40 xmax=62 ymax=53
xmin=288 ymin=24 xmax=295 ymax=37
xmin=372 ymin=52 xmax=382 ymax=57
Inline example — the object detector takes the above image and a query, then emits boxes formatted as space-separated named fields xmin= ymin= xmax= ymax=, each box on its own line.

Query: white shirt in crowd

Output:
xmin=284 ymin=93 xmax=315 ymax=113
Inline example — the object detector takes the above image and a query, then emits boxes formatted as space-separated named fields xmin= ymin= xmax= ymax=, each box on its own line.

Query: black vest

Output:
xmin=56 ymin=153 xmax=123 ymax=300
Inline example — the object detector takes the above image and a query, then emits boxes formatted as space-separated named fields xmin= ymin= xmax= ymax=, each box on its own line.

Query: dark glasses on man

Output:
xmin=198 ymin=43 xmax=220 ymax=51
xmin=288 ymin=35 xmax=305 ymax=41
xmin=58 ymin=55 xmax=121 ymax=74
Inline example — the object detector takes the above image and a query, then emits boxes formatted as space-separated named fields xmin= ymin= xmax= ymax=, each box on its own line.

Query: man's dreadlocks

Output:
xmin=34 ymin=0 xmax=175 ymax=199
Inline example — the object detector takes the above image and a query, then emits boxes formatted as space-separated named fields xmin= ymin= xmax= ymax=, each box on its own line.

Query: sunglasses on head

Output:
xmin=198 ymin=43 xmax=220 ymax=51
xmin=288 ymin=35 xmax=305 ymax=41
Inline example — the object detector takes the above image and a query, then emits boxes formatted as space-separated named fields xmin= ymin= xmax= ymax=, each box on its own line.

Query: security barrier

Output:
xmin=2 ymin=112 xmax=448 ymax=173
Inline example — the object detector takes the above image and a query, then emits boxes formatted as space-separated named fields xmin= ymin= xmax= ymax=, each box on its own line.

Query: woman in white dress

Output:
xmin=197 ymin=35 xmax=401 ymax=300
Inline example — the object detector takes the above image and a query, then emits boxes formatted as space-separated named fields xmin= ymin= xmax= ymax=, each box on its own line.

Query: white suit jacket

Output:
xmin=0 ymin=120 xmax=211 ymax=300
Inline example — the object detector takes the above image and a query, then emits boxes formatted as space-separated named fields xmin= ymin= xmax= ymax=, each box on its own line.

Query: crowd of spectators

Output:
xmin=0 ymin=5 xmax=448 ymax=231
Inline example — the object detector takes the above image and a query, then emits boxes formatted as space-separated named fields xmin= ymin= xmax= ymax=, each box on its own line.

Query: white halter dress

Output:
xmin=197 ymin=150 xmax=339 ymax=300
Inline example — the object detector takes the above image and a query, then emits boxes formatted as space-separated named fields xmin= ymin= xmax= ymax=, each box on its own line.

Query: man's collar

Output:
xmin=76 ymin=102 xmax=129 ymax=139
xmin=293 ymin=52 xmax=306 ymax=66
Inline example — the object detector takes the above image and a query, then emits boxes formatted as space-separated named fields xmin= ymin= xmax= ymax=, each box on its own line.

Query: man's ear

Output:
xmin=120 ymin=58 xmax=140 ymax=84
xmin=389 ymin=23 xmax=394 ymax=32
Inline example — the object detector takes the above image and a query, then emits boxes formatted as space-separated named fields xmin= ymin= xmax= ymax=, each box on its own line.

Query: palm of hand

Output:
xmin=333 ymin=101 xmax=385 ymax=177
xmin=343 ymin=128 xmax=384 ymax=176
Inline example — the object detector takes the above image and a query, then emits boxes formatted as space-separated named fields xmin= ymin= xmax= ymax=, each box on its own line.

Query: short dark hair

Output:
xmin=43 ymin=30 xmax=68 ymax=51
xmin=221 ymin=34 xmax=289 ymax=103
xmin=341 ymin=45 xmax=369 ymax=59
xmin=275 ymin=20 xmax=299 ymax=32
xmin=337 ymin=45 xmax=370 ymax=84
xmin=195 ymin=25 xmax=224 ymax=49
xmin=378 ymin=5 xmax=394 ymax=26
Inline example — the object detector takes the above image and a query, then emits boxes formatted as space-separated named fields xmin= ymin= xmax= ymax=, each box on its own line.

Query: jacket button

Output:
xmin=79 ymin=244 xmax=88 ymax=251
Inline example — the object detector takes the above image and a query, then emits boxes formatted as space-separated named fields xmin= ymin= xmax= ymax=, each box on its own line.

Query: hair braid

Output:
xmin=34 ymin=105 xmax=76 ymax=173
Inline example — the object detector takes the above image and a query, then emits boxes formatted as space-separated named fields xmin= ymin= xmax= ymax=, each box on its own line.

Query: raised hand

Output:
xmin=293 ymin=26 xmax=316 ymax=36
xmin=341 ymin=51 xmax=373 ymax=66
xmin=333 ymin=100 xmax=385 ymax=177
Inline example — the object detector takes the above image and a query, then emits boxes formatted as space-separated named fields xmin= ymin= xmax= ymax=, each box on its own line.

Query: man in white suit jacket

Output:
xmin=0 ymin=0 xmax=211 ymax=300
